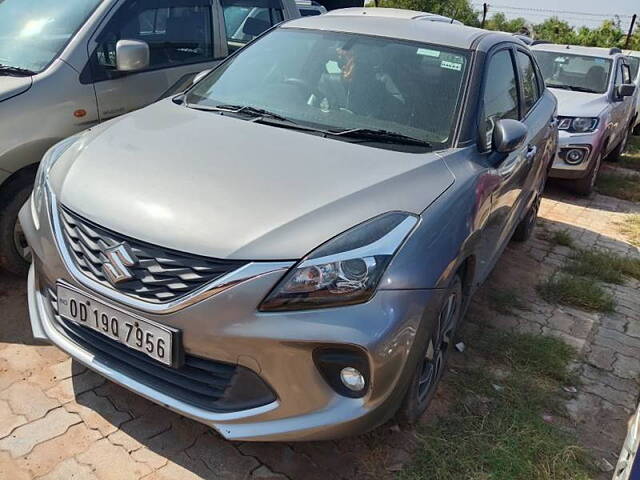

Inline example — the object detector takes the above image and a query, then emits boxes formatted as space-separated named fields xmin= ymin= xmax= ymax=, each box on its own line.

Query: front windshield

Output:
xmin=533 ymin=51 xmax=612 ymax=94
xmin=186 ymin=28 xmax=470 ymax=146
xmin=0 ymin=0 xmax=102 ymax=74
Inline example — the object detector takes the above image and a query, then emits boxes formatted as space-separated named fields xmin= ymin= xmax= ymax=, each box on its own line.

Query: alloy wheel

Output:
xmin=417 ymin=290 xmax=459 ymax=404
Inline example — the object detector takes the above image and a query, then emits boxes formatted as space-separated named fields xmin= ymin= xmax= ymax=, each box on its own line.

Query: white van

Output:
xmin=0 ymin=0 xmax=299 ymax=274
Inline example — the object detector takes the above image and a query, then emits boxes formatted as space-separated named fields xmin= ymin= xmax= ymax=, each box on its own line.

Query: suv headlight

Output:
xmin=31 ymin=134 xmax=84 ymax=228
xmin=259 ymin=212 xmax=418 ymax=311
xmin=558 ymin=117 xmax=599 ymax=133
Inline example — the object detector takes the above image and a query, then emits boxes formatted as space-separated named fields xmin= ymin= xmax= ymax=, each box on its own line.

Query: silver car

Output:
xmin=532 ymin=44 xmax=637 ymax=195
xmin=22 ymin=10 xmax=557 ymax=441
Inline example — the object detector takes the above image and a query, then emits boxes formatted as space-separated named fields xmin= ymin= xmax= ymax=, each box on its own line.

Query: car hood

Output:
xmin=549 ymin=88 xmax=608 ymax=117
xmin=0 ymin=75 xmax=32 ymax=103
xmin=50 ymin=100 xmax=454 ymax=260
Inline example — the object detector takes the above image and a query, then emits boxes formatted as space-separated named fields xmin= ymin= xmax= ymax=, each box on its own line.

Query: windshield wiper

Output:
xmin=188 ymin=103 xmax=292 ymax=123
xmin=328 ymin=128 xmax=432 ymax=147
xmin=546 ymin=83 xmax=599 ymax=93
xmin=0 ymin=64 xmax=36 ymax=76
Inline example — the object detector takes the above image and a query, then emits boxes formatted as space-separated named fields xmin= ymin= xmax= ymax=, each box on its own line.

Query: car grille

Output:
xmin=58 ymin=206 xmax=247 ymax=304
xmin=46 ymin=288 xmax=276 ymax=412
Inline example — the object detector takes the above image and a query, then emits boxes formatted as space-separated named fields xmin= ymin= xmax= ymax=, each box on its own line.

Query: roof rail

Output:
xmin=609 ymin=47 xmax=622 ymax=54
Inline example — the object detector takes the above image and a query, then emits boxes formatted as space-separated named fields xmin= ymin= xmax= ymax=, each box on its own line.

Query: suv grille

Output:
xmin=47 ymin=288 xmax=276 ymax=412
xmin=59 ymin=206 xmax=247 ymax=303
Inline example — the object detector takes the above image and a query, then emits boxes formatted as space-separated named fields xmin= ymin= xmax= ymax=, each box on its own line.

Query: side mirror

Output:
xmin=192 ymin=69 xmax=212 ymax=86
xmin=116 ymin=39 xmax=150 ymax=72
xmin=493 ymin=119 xmax=528 ymax=154
xmin=616 ymin=83 xmax=636 ymax=98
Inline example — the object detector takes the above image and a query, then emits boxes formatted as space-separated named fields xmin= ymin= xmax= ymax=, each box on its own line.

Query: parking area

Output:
xmin=0 ymin=185 xmax=638 ymax=479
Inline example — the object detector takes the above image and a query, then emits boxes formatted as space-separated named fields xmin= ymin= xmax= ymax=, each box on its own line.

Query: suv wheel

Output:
xmin=0 ymin=178 xmax=34 ymax=276
xmin=512 ymin=194 xmax=540 ymax=242
xmin=396 ymin=275 xmax=462 ymax=425
xmin=607 ymin=127 xmax=630 ymax=162
xmin=573 ymin=153 xmax=601 ymax=197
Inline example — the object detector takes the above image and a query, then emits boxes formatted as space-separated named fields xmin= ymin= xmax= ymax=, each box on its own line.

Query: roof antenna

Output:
xmin=450 ymin=6 xmax=458 ymax=23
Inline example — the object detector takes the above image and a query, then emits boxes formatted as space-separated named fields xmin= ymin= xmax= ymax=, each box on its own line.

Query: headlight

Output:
xmin=259 ymin=212 xmax=418 ymax=311
xmin=31 ymin=134 xmax=84 ymax=228
xmin=558 ymin=117 xmax=598 ymax=133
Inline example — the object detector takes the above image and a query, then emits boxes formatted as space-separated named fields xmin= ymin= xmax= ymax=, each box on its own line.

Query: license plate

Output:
xmin=56 ymin=284 xmax=179 ymax=367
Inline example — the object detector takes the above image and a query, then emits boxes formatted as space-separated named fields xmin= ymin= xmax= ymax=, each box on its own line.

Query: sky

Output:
xmin=470 ymin=0 xmax=638 ymax=30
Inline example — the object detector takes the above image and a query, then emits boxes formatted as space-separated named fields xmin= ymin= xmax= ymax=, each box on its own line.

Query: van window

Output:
xmin=95 ymin=0 xmax=214 ymax=72
xmin=628 ymin=56 xmax=640 ymax=81
xmin=222 ymin=0 xmax=284 ymax=53
xmin=516 ymin=51 xmax=540 ymax=116
xmin=0 ymin=0 xmax=101 ymax=73
xmin=483 ymin=49 xmax=519 ymax=149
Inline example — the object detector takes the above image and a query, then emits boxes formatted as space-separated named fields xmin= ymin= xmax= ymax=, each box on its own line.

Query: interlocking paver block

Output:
xmin=0 ymin=382 xmax=58 ymax=421
xmin=16 ymin=422 xmax=101 ymax=478
xmin=65 ymin=390 xmax=131 ymax=436
xmin=0 ymin=400 xmax=27 ymax=439
xmin=45 ymin=369 xmax=106 ymax=404
xmin=0 ymin=407 xmax=80 ymax=458
xmin=39 ymin=457 xmax=99 ymax=480
xmin=76 ymin=438 xmax=152 ymax=480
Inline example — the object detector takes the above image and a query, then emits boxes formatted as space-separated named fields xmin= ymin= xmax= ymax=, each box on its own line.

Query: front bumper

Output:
xmin=20 ymin=200 xmax=442 ymax=441
xmin=548 ymin=130 xmax=604 ymax=180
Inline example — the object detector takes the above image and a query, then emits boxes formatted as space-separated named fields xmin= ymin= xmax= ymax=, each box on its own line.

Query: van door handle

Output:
xmin=526 ymin=145 xmax=537 ymax=161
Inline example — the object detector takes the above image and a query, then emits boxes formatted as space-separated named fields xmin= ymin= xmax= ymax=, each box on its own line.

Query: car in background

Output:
xmin=296 ymin=0 xmax=327 ymax=16
xmin=624 ymin=50 xmax=640 ymax=135
xmin=327 ymin=7 xmax=463 ymax=24
xmin=0 ymin=0 xmax=300 ymax=276
xmin=22 ymin=9 xmax=556 ymax=441
xmin=532 ymin=44 xmax=636 ymax=195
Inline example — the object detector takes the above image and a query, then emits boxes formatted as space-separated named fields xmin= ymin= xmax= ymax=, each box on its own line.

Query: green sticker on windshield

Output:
xmin=417 ymin=48 xmax=441 ymax=57
xmin=441 ymin=60 xmax=462 ymax=71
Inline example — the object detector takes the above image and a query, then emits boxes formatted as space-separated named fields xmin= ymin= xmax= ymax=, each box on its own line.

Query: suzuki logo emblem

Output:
xmin=102 ymin=243 xmax=138 ymax=285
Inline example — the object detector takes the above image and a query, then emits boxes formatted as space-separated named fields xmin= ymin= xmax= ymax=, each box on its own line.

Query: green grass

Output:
xmin=596 ymin=170 xmax=640 ymax=202
xmin=620 ymin=214 xmax=640 ymax=248
xmin=562 ymin=248 xmax=640 ymax=284
xmin=400 ymin=332 xmax=592 ymax=480
xmin=619 ymin=135 xmax=640 ymax=172
xmin=548 ymin=230 xmax=574 ymax=248
xmin=488 ymin=288 xmax=527 ymax=314
xmin=537 ymin=273 xmax=615 ymax=312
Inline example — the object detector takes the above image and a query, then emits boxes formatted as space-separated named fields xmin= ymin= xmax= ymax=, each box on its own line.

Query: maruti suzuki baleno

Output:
xmin=22 ymin=8 xmax=557 ymax=441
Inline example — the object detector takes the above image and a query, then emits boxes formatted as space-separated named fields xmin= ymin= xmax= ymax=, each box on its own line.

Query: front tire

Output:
xmin=573 ymin=153 xmax=601 ymax=197
xmin=396 ymin=275 xmax=463 ymax=425
xmin=607 ymin=127 xmax=630 ymax=162
xmin=512 ymin=194 xmax=540 ymax=242
xmin=0 ymin=178 xmax=33 ymax=276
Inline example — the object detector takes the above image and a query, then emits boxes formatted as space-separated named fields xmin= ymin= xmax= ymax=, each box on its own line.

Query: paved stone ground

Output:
xmin=1 ymin=185 xmax=639 ymax=479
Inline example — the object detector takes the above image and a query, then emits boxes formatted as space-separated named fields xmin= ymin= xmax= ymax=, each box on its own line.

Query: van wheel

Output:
xmin=0 ymin=179 xmax=33 ymax=276
xmin=512 ymin=194 xmax=540 ymax=242
xmin=573 ymin=153 xmax=601 ymax=197
xmin=607 ymin=127 xmax=630 ymax=162
xmin=396 ymin=275 xmax=462 ymax=425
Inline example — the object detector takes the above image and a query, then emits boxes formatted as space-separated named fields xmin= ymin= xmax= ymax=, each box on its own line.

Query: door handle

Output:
xmin=526 ymin=145 xmax=537 ymax=161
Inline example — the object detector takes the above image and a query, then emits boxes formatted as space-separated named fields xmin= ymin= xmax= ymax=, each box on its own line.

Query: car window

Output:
xmin=187 ymin=29 xmax=470 ymax=148
xmin=96 ymin=0 xmax=214 ymax=71
xmin=223 ymin=2 xmax=284 ymax=53
xmin=516 ymin=51 xmax=540 ymax=116
xmin=483 ymin=49 xmax=519 ymax=149
xmin=622 ymin=63 xmax=632 ymax=84
xmin=628 ymin=56 xmax=640 ymax=81
xmin=534 ymin=51 xmax=612 ymax=94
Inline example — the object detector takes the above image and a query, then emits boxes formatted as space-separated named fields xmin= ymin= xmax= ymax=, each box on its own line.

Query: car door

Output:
xmin=87 ymin=0 xmax=225 ymax=121
xmin=476 ymin=46 xmax=540 ymax=278
xmin=221 ymin=0 xmax=289 ymax=55
xmin=608 ymin=60 xmax=629 ymax=149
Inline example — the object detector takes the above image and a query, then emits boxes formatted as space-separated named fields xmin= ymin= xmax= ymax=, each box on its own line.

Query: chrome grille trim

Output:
xmin=47 ymin=187 xmax=294 ymax=314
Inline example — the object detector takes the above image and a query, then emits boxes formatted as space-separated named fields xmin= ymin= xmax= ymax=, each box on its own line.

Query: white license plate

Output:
xmin=56 ymin=284 xmax=177 ymax=366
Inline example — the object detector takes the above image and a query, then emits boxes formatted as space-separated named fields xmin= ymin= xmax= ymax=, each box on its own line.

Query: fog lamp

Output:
xmin=565 ymin=148 xmax=585 ymax=165
xmin=340 ymin=367 xmax=365 ymax=392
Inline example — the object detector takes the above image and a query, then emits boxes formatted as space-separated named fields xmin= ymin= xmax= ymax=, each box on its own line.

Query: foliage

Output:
xmin=374 ymin=0 xmax=640 ymax=50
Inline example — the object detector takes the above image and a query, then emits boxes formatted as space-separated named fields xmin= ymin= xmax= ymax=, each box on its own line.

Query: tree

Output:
xmin=533 ymin=17 xmax=577 ymax=44
xmin=484 ymin=12 xmax=528 ymax=33
xmin=377 ymin=0 xmax=479 ymax=26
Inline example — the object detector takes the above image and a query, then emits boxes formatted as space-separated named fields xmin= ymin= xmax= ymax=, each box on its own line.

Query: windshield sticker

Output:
xmin=417 ymin=48 xmax=441 ymax=57
xmin=554 ymin=57 xmax=567 ymax=63
xmin=441 ymin=60 xmax=462 ymax=71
